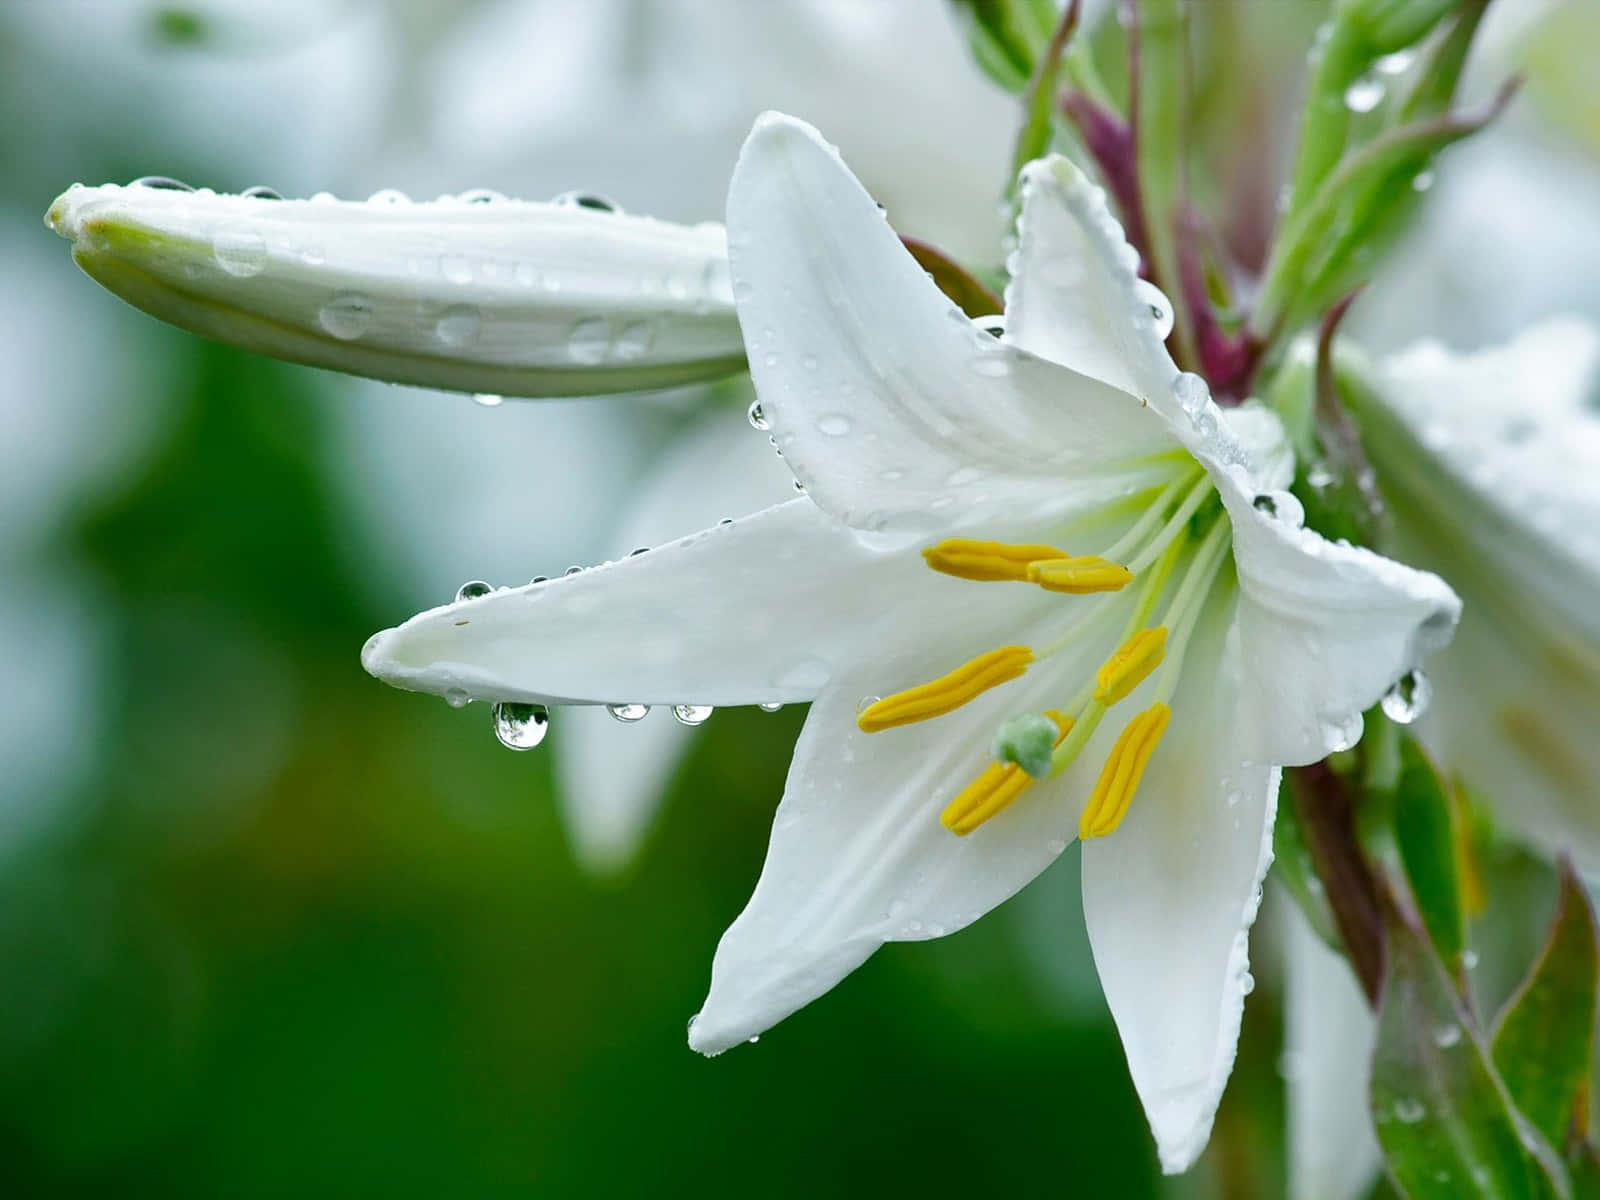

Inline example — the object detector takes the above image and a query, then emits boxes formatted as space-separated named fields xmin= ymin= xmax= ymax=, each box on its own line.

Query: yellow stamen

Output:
xmin=1094 ymin=627 xmax=1168 ymax=705
xmin=1026 ymin=556 xmax=1134 ymax=594
xmin=1079 ymin=704 xmax=1171 ymax=839
xmin=857 ymin=645 xmax=1034 ymax=733
xmin=922 ymin=539 xmax=1069 ymax=583
xmin=943 ymin=714 xmax=1074 ymax=835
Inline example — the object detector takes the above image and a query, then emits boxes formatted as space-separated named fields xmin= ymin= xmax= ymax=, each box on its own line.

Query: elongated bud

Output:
xmin=45 ymin=183 xmax=748 ymax=398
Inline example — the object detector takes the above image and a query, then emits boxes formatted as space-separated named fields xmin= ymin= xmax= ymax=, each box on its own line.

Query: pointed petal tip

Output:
xmin=359 ymin=629 xmax=391 ymax=679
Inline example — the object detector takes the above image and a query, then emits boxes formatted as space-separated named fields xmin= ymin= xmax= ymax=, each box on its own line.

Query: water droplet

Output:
xmin=613 ymin=321 xmax=654 ymax=360
xmin=1344 ymin=75 xmax=1385 ymax=113
xmin=1375 ymin=49 xmax=1414 ymax=76
xmin=1463 ymin=949 xmax=1480 ymax=970
xmin=792 ymin=479 xmax=807 ymax=493
xmin=607 ymin=703 xmax=649 ymax=723
xmin=241 ymin=185 xmax=283 ymax=200
xmin=131 ymin=175 xmax=195 ymax=191
xmin=1253 ymin=490 xmax=1306 ymax=529
xmin=492 ymin=701 xmax=549 ymax=750
xmin=1134 ymin=280 xmax=1176 ymax=339
xmin=319 ymin=293 xmax=373 ymax=340
xmin=212 ymin=226 xmax=268 ymax=277
xmin=970 ymin=353 xmax=1012 ymax=378
xmin=458 ymin=187 xmax=505 ymax=205
xmin=567 ymin=317 xmax=611 ymax=364
xmin=456 ymin=580 xmax=492 ymax=602
xmin=444 ymin=687 xmax=470 ymax=709
xmin=817 ymin=414 xmax=851 ymax=437
xmin=367 ymin=188 xmax=410 ymax=206
xmin=436 ymin=305 xmax=482 ymax=347
xmin=972 ymin=313 xmax=1006 ymax=338
xmin=1392 ymin=1097 xmax=1425 ymax=1124
xmin=1381 ymin=669 xmax=1431 ymax=725
xmin=629 ymin=547 xmax=650 ymax=557
xmin=1432 ymin=1023 xmax=1462 ymax=1048
xmin=671 ymin=704 xmax=714 ymax=726
xmin=1306 ymin=462 xmax=1336 ymax=490
xmin=1172 ymin=372 xmax=1209 ymax=417
xmin=473 ymin=393 xmax=503 ymax=408
xmin=758 ymin=702 xmax=784 ymax=713
xmin=564 ymin=565 xmax=584 ymax=577
xmin=856 ymin=695 xmax=881 ymax=715
xmin=552 ymin=190 xmax=620 ymax=213
xmin=1240 ymin=972 xmax=1255 ymax=996
xmin=1411 ymin=170 xmax=1435 ymax=193
xmin=441 ymin=255 xmax=474 ymax=284
xmin=747 ymin=401 xmax=770 ymax=431
xmin=747 ymin=1035 xmax=760 ymax=1045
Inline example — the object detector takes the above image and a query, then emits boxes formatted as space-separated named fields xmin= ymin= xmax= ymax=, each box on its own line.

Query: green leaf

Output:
xmin=899 ymin=237 xmax=1003 ymax=319
xmin=1394 ymin=737 xmax=1465 ymax=973
xmin=1010 ymin=0 xmax=1082 ymax=187
xmin=1373 ymin=912 xmax=1567 ymax=1198
xmin=1492 ymin=860 xmax=1600 ymax=1153
xmin=1273 ymin=775 xmax=1341 ymax=950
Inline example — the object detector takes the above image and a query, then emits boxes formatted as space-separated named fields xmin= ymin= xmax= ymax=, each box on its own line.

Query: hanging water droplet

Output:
xmin=212 ymin=226 xmax=268 ymax=277
xmin=492 ymin=701 xmax=549 ymax=750
xmin=758 ymin=701 xmax=784 ymax=713
xmin=1344 ymin=75 xmax=1386 ymax=113
xmin=131 ymin=175 xmax=195 ymax=191
xmin=241 ymin=185 xmax=283 ymax=200
xmin=552 ymin=190 xmax=620 ymax=213
xmin=473 ymin=393 xmax=504 ymax=408
xmin=671 ymin=704 xmax=714 ymax=726
xmin=455 ymin=580 xmax=492 ymax=602
xmin=747 ymin=400 xmax=770 ymax=431
xmin=567 ymin=317 xmax=611 ymax=364
xmin=319 ymin=293 xmax=373 ymax=340
xmin=607 ymin=702 xmax=650 ymax=723
xmin=436 ymin=305 xmax=482 ymax=347
xmin=1381 ymin=669 xmax=1431 ymax=725
xmin=1172 ymin=371 xmax=1209 ymax=418
xmin=444 ymin=687 xmax=470 ymax=709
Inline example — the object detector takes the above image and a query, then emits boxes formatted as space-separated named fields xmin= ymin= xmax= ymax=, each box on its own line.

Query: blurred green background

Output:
xmin=0 ymin=1 xmax=1594 ymax=1195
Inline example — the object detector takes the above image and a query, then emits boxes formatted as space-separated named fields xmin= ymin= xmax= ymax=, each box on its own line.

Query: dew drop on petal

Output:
xmin=972 ymin=313 xmax=1006 ymax=338
xmin=1172 ymin=371 xmax=1209 ymax=418
xmin=1253 ymin=490 xmax=1306 ymax=529
xmin=241 ymin=184 xmax=283 ymax=200
xmin=568 ymin=317 xmax=611 ymax=363
xmin=856 ymin=695 xmax=881 ymax=715
xmin=758 ymin=701 xmax=784 ymax=713
xmin=131 ymin=175 xmax=195 ymax=191
xmin=367 ymin=188 xmax=411 ymax=205
xmin=212 ymin=226 xmax=268 ymax=276
xmin=1240 ymin=972 xmax=1255 ymax=996
xmin=436 ymin=305 xmax=482 ymax=347
xmin=817 ymin=413 xmax=851 ymax=437
xmin=1381 ymin=669 xmax=1431 ymax=725
xmin=671 ymin=704 xmax=714 ymax=726
xmin=456 ymin=580 xmax=492 ymax=602
xmin=492 ymin=701 xmax=550 ymax=750
xmin=607 ymin=703 xmax=649 ymax=723
xmin=747 ymin=400 xmax=769 ymax=431
xmin=1134 ymin=280 xmax=1176 ymax=339
xmin=613 ymin=321 xmax=655 ymax=360
xmin=552 ymin=190 xmax=621 ymax=213
xmin=319 ymin=293 xmax=373 ymax=340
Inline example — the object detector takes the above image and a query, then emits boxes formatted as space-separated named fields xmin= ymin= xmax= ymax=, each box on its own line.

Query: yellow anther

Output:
xmin=1079 ymin=703 xmax=1171 ymax=840
xmin=1094 ymin=626 xmax=1168 ymax=705
xmin=857 ymin=645 xmax=1034 ymax=733
xmin=922 ymin=539 xmax=1069 ymax=583
xmin=943 ymin=714 xmax=1074 ymax=835
xmin=1027 ymin=556 xmax=1134 ymax=594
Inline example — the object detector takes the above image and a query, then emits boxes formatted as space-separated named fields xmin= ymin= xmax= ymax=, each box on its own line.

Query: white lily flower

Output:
xmin=361 ymin=113 xmax=1459 ymax=1172
xmin=45 ymin=182 xmax=746 ymax=398
xmin=1357 ymin=317 xmax=1600 ymax=872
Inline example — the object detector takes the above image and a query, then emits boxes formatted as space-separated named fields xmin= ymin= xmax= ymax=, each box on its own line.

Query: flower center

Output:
xmin=854 ymin=463 xmax=1234 ymax=841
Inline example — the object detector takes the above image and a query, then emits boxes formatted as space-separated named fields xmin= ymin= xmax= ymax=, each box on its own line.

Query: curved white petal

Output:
xmin=1285 ymin=906 xmax=1381 ymax=1200
xmin=1005 ymin=156 xmax=1177 ymax=400
xmin=689 ymin=622 xmax=1128 ymax=1055
xmin=1223 ymin=477 xmax=1462 ymax=766
xmin=363 ymin=494 xmax=1092 ymax=709
xmin=1361 ymin=319 xmax=1600 ymax=870
xmin=552 ymin=407 xmax=798 ymax=874
xmin=47 ymin=183 xmax=746 ymax=398
xmin=726 ymin=113 xmax=1182 ymax=535
xmin=1081 ymin=596 xmax=1279 ymax=1174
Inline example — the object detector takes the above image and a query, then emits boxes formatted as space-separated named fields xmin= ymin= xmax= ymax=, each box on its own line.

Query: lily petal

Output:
xmin=1285 ymin=907 xmax=1381 ymax=1200
xmin=1080 ymin=597 xmax=1279 ymax=1174
xmin=1359 ymin=319 xmax=1600 ymax=869
xmin=1004 ymin=156 xmax=1178 ymax=401
xmin=726 ymin=114 xmax=1180 ymax=535
xmin=552 ymin=407 xmax=797 ymax=874
xmin=45 ymin=183 xmax=747 ymax=398
xmin=1223 ymin=478 xmax=1461 ymax=765
xmin=688 ymin=623 xmax=1125 ymax=1055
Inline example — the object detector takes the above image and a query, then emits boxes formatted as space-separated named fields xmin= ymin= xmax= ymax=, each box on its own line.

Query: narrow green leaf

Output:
xmin=1568 ymin=1143 xmax=1600 ymax=1200
xmin=1273 ymin=775 xmax=1341 ymax=950
xmin=1394 ymin=737 xmax=1466 ymax=972
xmin=1010 ymin=0 xmax=1082 ymax=186
xmin=1491 ymin=860 xmax=1600 ymax=1153
xmin=1372 ymin=912 xmax=1566 ymax=1199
